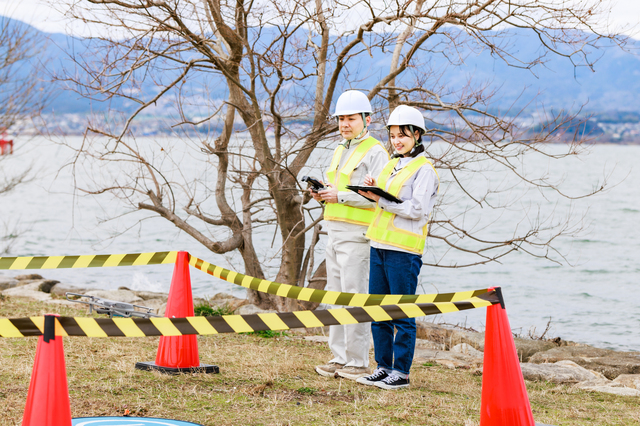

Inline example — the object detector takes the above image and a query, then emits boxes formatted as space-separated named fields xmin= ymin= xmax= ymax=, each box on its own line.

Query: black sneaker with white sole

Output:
xmin=355 ymin=368 xmax=389 ymax=386
xmin=374 ymin=373 xmax=410 ymax=390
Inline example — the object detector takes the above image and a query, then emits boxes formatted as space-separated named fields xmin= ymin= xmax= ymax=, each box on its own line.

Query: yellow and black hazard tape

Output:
xmin=187 ymin=254 xmax=490 ymax=307
xmin=0 ymin=290 xmax=500 ymax=338
xmin=0 ymin=251 xmax=178 ymax=270
xmin=0 ymin=251 xmax=493 ymax=308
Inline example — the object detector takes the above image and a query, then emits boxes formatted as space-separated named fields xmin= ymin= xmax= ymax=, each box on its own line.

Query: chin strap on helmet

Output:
xmin=410 ymin=125 xmax=418 ymax=145
xmin=354 ymin=112 xmax=368 ymax=140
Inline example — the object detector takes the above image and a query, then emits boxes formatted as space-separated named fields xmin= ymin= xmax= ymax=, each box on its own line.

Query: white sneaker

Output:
xmin=374 ymin=373 xmax=410 ymax=390
xmin=315 ymin=362 xmax=345 ymax=377
xmin=356 ymin=368 xmax=389 ymax=386
xmin=335 ymin=366 xmax=371 ymax=380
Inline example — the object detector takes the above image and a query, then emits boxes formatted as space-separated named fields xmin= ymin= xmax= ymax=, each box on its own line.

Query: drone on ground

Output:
xmin=65 ymin=292 xmax=161 ymax=319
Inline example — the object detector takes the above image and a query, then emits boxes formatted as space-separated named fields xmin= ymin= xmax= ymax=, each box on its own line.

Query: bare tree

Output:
xmin=57 ymin=0 xmax=621 ymax=310
xmin=0 ymin=16 xmax=48 ymax=131
xmin=0 ymin=16 xmax=48 ymax=253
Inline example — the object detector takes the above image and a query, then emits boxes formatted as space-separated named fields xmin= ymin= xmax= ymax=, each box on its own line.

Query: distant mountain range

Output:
xmin=8 ymin=16 xmax=640 ymax=116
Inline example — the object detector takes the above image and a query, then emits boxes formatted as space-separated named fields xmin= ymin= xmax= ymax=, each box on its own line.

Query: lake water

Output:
xmin=1 ymin=137 xmax=638 ymax=352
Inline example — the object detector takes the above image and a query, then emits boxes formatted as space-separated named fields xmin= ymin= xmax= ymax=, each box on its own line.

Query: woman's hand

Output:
xmin=358 ymin=190 xmax=381 ymax=202
xmin=360 ymin=175 xmax=380 ymax=202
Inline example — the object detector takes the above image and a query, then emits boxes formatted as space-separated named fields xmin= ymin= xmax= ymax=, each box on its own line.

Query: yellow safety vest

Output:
xmin=366 ymin=156 xmax=438 ymax=254
xmin=324 ymin=137 xmax=387 ymax=226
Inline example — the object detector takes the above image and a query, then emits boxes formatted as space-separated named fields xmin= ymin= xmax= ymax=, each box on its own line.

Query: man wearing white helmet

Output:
xmin=355 ymin=105 xmax=439 ymax=390
xmin=310 ymin=90 xmax=389 ymax=380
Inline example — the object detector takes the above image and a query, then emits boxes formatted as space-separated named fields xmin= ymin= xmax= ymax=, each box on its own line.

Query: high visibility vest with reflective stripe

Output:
xmin=324 ymin=137 xmax=386 ymax=226
xmin=366 ymin=156 xmax=438 ymax=254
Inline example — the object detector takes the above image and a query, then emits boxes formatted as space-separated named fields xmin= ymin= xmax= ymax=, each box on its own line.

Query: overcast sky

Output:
xmin=2 ymin=0 xmax=640 ymax=38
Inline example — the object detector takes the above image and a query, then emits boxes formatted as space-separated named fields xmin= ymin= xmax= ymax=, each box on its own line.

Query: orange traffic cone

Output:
xmin=480 ymin=288 xmax=535 ymax=426
xmin=135 ymin=251 xmax=218 ymax=374
xmin=23 ymin=315 xmax=72 ymax=426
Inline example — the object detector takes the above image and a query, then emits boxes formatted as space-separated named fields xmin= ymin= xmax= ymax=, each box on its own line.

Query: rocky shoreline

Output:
xmin=1 ymin=272 xmax=639 ymax=397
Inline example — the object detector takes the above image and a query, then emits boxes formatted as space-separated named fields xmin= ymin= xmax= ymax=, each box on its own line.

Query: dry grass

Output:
xmin=0 ymin=297 xmax=638 ymax=425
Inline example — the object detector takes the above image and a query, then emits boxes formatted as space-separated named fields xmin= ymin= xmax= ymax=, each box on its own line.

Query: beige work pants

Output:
xmin=325 ymin=230 xmax=371 ymax=367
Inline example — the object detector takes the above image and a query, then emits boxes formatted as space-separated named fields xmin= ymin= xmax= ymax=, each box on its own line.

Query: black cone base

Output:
xmin=135 ymin=361 xmax=219 ymax=374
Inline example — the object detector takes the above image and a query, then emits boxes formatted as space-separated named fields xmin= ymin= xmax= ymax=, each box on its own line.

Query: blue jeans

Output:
xmin=370 ymin=247 xmax=423 ymax=376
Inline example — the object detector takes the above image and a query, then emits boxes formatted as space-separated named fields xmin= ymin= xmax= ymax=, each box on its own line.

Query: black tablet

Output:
xmin=346 ymin=185 xmax=402 ymax=203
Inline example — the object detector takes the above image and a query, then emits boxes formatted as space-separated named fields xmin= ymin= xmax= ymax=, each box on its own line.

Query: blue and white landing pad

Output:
xmin=72 ymin=417 xmax=203 ymax=426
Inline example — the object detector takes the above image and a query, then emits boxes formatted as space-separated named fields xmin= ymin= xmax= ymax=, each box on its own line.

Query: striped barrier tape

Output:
xmin=0 ymin=251 xmax=493 ymax=308
xmin=0 ymin=252 xmax=178 ymax=270
xmin=186 ymin=254 xmax=490 ymax=307
xmin=0 ymin=290 xmax=500 ymax=337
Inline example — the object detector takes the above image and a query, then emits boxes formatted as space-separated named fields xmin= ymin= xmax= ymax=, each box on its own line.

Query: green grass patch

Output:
xmin=297 ymin=387 xmax=317 ymax=395
xmin=242 ymin=330 xmax=288 ymax=338
xmin=194 ymin=302 xmax=234 ymax=316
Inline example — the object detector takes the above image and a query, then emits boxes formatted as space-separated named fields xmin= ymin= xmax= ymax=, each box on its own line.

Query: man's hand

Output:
xmin=319 ymin=183 xmax=339 ymax=203
xmin=309 ymin=187 xmax=323 ymax=203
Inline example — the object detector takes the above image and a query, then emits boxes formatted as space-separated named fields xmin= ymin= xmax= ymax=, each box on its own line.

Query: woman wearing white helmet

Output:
xmin=356 ymin=105 xmax=439 ymax=390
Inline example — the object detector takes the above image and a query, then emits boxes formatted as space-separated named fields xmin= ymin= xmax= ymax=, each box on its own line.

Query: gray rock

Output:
xmin=139 ymin=298 xmax=165 ymax=313
xmin=415 ymin=338 xmax=446 ymax=351
xmin=234 ymin=304 xmax=278 ymax=315
xmin=451 ymin=343 xmax=483 ymax=357
xmin=38 ymin=280 xmax=60 ymax=293
xmin=416 ymin=321 xmax=559 ymax=362
xmin=450 ymin=329 xmax=486 ymax=350
xmin=1 ymin=282 xmax=52 ymax=301
xmin=1 ymin=278 xmax=63 ymax=293
xmin=0 ymin=278 xmax=19 ymax=290
xmin=576 ymin=381 xmax=640 ymax=397
xmin=520 ymin=360 xmax=604 ymax=384
xmin=413 ymin=347 xmax=483 ymax=369
xmin=612 ymin=374 xmax=640 ymax=390
xmin=133 ymin=290 xmax=169 ymax=301
xmin=530 ymin=346 xmax=640 ymax=379
xmin=520 ymin=361 xmax=607 ymax=383
xmin=50 ymin=284 xmax=89 ymax=297
xmin=209 ymin=297 xmax=248 ymax=312
xmin=14 ymin=273 xmax=43 ymax=280
xmin=416 ymin=321 xmax=471 ymax=346
xmin=0 ymin=276 xmax=41 ymax=290
xmin=530 ymin=345 xmax=615 ymax=362
xmin=575 ymin=377 xmax=612 ymax=388
xmin=84 ymin=289 xmax=143 ymax=304
xmin=212 ymin=292 xmax=236 ymax=300
xmin=512 ymin=338 xmax=560 ymax=362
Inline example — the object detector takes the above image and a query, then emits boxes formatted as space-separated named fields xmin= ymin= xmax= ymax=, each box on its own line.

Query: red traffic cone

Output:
xmin=23 ymin=315 xmax=72 ymax=426
xmin=135 ymin=251 xmax=218 ymax=374
xmin=480 ymin=288 xmax=535 ymax=426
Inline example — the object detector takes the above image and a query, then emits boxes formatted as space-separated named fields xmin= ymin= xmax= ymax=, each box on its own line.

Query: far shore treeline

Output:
xmin=2 ymin=14 xmax=640 ymax=143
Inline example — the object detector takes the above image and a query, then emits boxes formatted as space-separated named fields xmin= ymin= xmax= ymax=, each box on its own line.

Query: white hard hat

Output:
xmin=386 ymin=105 xmax=427 ymax=134
xmin=333 ymin=90 xmax=372 ymax=116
